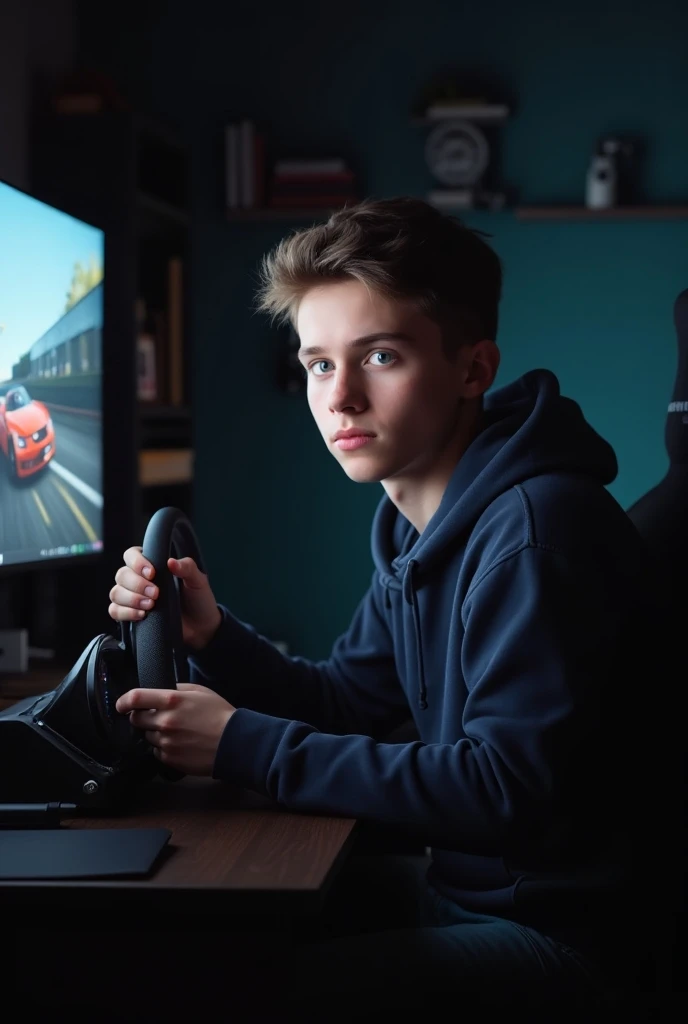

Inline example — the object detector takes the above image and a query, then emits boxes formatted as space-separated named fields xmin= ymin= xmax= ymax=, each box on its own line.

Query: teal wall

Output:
xmin=80 ymin=0 xmax=688 ymax=658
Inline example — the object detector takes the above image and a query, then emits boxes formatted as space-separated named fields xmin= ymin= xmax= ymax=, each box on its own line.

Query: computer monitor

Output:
xmin=0 ymin=177 xmax=104 ymax=573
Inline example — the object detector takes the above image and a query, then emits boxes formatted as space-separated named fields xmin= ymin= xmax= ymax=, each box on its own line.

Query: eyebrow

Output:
xmin=297 ymin=332 xmax=415 ymax=358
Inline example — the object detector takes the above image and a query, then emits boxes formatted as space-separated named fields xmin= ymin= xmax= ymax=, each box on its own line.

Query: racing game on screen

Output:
xmin=0 ymin=180 xmax=104 ymax=567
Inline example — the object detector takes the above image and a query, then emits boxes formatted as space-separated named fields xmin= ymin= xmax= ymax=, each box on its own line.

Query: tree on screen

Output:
xmin=65 ymin=254 xmax=104 ymax=312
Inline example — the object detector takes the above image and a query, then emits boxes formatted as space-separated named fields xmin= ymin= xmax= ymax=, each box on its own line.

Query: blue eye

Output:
xmin=370 ymin=351 xmax=394 ymax=366
xmin=311 ymin=360 xmax=333 ymax=376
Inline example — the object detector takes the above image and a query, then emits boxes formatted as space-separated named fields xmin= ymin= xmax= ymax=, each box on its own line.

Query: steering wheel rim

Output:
xmin=131 ymin=506 xmax=206 ymax=690
xmin=122 ymin=507 xmax=207 ymax=782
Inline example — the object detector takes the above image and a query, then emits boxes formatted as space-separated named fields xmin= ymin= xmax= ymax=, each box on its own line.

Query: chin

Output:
xmin=337 ymin=458 xmax=387 ymax=484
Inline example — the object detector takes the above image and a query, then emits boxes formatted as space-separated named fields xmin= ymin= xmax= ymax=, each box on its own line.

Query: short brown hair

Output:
xmin=256 ymin=196 xmax=502 ymax=355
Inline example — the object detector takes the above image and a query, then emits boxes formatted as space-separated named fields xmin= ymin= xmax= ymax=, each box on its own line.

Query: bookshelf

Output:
xmin=30 ymin=110 xmax=194 ymax=549
xmin=226 ymin=201 xmax=688 ymax=224
xmin=224 ymin=119 xmax=359 ymax=224
xmin=226 ymin=207 xmax=343 ymax=222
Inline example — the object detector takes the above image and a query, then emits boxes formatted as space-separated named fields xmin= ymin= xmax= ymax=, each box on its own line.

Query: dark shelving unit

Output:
xmin=30 ymin=109 xmax=194 ymax=596
xmin=226 ymin=206 xmax=347 ymax=222
xmin=515 ymin=205 xmax=688 ymax=221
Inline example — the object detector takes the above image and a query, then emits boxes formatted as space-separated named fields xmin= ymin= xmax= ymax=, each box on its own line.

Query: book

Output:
xmin=167 ymin=257 xmax=184 ymax=406
xmin=240 ymin=119 xmax=255 ymax=208
xmin=139 ymin=448 xmax=193 ymax=486
xmin=225 ymin=119 xmax=266 ymax=210
xmin=254 ymin=132 xmax=266 ymax=208
xmin=225 ymin=124 xmax=240 ymax=208
xmin=137 ymin=334 xmax=157 ymax=401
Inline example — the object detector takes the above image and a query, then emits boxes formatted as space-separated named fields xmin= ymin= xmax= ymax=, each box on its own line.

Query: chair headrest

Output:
xmin=674 ymin=288 xmax=688 ymax=348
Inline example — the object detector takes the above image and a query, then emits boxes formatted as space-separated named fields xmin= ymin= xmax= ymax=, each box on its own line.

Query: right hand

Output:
xmin=108 ymin=546 xmax=222 ymax=651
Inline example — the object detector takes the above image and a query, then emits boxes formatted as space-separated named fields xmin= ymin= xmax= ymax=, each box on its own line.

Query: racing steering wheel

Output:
xmin=83 ymin=505 xmax=207 ymax=781
xmin=130 ymin=505 xmax=205 ymax=690
xmin=127 ymin=507 xmax=205 ymax=778
xmin=0 ymin=506 xmax=208 ymax=806
xmin=121 ymin=506 xmax=206 ymax=776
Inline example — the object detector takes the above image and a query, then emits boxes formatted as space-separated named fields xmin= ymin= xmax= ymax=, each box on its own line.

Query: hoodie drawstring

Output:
xmin=403 ymin=559 xmax=428 ymax=710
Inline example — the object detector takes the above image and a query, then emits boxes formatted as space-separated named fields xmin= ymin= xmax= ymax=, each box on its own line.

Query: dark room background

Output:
xmin=10 ymin=0 xmax=688 ymax=658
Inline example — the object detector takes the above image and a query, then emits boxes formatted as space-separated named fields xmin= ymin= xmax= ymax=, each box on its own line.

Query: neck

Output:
xmin=383 ymin=401 xmax=484 ymax=534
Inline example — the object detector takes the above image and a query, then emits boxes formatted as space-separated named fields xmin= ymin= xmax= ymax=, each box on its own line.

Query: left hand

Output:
xmin=115 ymin=683 xmax=236 ymax=776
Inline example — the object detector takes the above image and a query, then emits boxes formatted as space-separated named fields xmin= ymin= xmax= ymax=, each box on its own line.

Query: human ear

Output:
xmin=462 ymin=339 xmax=500 ymax=398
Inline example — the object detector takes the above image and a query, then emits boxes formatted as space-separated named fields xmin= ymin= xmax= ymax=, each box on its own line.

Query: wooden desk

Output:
xmin=0 ymin=777 xmax=358 ymax=918
xmin=3 ymin=776 xmax=359 ymax=1020
xmin=0 ymin=670 xmax=358 ymax=919
xmin=0 ymin=672 xmax=405 ymax=1020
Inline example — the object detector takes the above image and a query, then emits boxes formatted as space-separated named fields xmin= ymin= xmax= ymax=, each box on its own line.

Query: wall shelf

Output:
xmin=226 ymin=207 xmax=345 ymax=222
xmin=228 ymin=204 xmax=688 ymax=224
xmin=515 ymin=205 xmax=688 ymax=222
xmin=139 ymin=403 xmax=192 ymax=420
xmin=411 ymin=108 xmax=509 ymax=127
xmin=138 ymin=404 xmax=192 ymax=448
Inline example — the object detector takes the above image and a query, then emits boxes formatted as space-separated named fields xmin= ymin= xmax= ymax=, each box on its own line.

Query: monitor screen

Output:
xmin=0 ymin=179 xmax=104 ymax=569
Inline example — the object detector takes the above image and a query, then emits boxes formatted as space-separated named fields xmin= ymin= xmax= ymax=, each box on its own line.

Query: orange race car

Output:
xmin=0 ymin=385 xmax=55 ymax=479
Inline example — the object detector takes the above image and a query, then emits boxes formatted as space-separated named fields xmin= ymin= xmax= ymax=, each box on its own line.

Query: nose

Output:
xmin=328 ymin=367 xmax=368 ymax=415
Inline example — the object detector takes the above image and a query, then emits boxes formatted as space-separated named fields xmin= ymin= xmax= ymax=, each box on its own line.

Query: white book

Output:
xmin=240 ymin=120 xmax=255 ymax=208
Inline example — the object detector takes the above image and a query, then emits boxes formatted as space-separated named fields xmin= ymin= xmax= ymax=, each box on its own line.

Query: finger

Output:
xmin=108 ymin=602 xmax=147 ymax=622
xmin=109 ymin=584 xmax=153 ymax=615
xmin=113 ymin=566 xmax=158 ymax=601
xmin=115 ymin=689 xmax=137 ymax=713
xmin=124 ymin=545 xmax=156 ymax=580
xmin=145 ymin=729 xmax=166 ymax=748
xmin=176 ymin=683 xmax=204 ymax=692
xmin=129 ymin=709 xmax=159 ymax=729
xmin=115 ymin=688 xmax=177 ymax=714
xmin=168 ymin=557 xmax=206 ymax=589
xmin=132 ymin=688 xmax=180 ymax=710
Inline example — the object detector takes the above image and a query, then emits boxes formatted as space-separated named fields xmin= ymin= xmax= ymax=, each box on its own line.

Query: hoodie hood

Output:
xmin=372 ymin=368 xmax=617 ymax=582
xmin=371 ymin=368 xmax=618 ymax=711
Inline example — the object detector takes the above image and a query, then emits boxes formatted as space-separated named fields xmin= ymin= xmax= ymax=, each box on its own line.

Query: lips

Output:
xmin=332 ymin=429 xmax=375 ymax=442
xmin=333 ymin=433 xmax=375 ymax=452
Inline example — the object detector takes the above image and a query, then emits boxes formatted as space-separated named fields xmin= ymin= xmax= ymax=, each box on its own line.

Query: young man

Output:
xmin=111 ymin=198 xmax=660 ymax=1017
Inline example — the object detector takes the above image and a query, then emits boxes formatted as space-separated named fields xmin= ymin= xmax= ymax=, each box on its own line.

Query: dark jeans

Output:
xmin=20 ymin=854 xmax=625 ymax=1023
xmin=215 ymin=854 xmax=616 ymax=1022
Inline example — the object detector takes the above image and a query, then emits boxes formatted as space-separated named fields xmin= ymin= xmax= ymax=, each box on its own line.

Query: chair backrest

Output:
xmin=626 ymin=287 xmax=688 ymax=1000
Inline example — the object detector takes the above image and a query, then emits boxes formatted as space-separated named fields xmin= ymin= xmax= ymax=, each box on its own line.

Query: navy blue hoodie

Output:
xmin=190 ymin=368 xmax=657 ymax=957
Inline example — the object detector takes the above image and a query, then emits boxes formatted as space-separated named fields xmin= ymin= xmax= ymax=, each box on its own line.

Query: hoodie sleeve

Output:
xmin=188 ymin=573 xmax=410 ymax=739
xmin=211 ymin=545 xmax=628 ymax=854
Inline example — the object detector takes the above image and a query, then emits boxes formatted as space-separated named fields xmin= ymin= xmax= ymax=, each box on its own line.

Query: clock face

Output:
xmin=424 ymin=120 xmax=490 ymax=187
